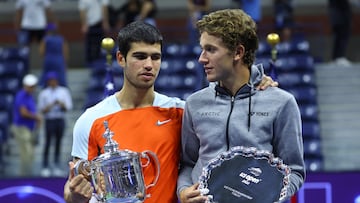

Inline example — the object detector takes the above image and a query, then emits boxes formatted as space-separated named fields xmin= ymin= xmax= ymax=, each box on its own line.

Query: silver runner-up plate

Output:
xmin=198 ymin=146 xmax=290 ymax=203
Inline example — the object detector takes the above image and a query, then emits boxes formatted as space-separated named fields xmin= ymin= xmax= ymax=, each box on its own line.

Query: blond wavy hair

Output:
xmin=197 ymin=9 xmax=258 ymax=67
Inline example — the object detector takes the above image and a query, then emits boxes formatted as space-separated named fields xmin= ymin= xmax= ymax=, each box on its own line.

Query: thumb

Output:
xmin=68 ymin=161 xmax=75 ymax=180
xmin=192 ymin=182 xmax=200 ymax=190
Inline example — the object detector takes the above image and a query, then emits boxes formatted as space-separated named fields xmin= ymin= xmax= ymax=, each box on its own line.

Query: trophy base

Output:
xmin=90 ymin=195 xmax=143 ymax=203
xmin=107 ymin=197 xmax=142 ymax=203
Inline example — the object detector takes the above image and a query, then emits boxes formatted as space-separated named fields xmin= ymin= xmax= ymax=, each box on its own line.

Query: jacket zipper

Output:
xmin=225 ymin=96 xmax=235 ymax=150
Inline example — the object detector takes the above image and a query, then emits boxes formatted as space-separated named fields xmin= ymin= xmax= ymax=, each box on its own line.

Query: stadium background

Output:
xmin=0 ymin=0 xmax=359 ymax=202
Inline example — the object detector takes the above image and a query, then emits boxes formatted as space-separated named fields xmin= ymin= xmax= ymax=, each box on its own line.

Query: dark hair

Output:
xmin=117 ymin=21 xmax=163 ymax=58
xmin=197 ymin=9 xmax=258 ymax=67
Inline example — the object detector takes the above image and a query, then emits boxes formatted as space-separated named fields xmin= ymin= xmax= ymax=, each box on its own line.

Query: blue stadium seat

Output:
xmin=163 ymin=43 xmax=181 ymax=58
xmin=88 ymin=71 xmax=123 ymax=90
xmin=0 ymin=61 xmax=26 ymax=79
xmin=87 ymin=76 xmax=105 ymax=92
xmin=160 ymin=58 xmax=187 ymax=74
xmin=304 ymin=157 xmax=324 ymax=172
xmin=0 ymin=46 xmax=29 ymax=61
xmin=0 ymin=111 xmax=10 ymax=143
xmin=293 ymin=39 xmax=310 ymax=53
xmin=0 ymin=127 xmax=6 ymax=143
xmin=84 ymin=89 xmax=105 ymax=109
xmin=0 ymin=93 xmax=14 ymax=111
xmin=111 ymin=61 xmax=124 ymax=76
xmin=89 ymin=59 xmax=107 ymax=76
xmin=277 ymin=72 xmax=316 ymax=88
xmin=85 ymin=59 xmax=124 ymax=109
xmin=278 ymin=39 xmax=310 ymax=55
xmin=0 ymin=92 xmax=14 ymax=123
xmin=113 ymin=74 xmax=124 ymax=88
xmin=0 ymin=47 xmax=29 ymax=75
xmin=0 ymin=111 xmax=9 ymax=127
xmin=302 ymin=120 xmax=321 ymax=139
xmin=285 ymin=86 xmax=317 ymax=104
xmin=255 ymin=54 xmax=315 ymax=82
xmin=90 ymin=59 xmax=123 ymax=77
xmin=256 ymin=37 xmax=310 ymax=57
xmin=0 ymin=77 xmax=21 ymax=94
xmin=303 ymin=138 xmax=322 ymax=157
xmin=256 ymin=41 xmax=271 ymax=57
xmin=163 ymin=43 xmax=200 ymax=58
xmin=274 ymin=54 xmax=314 ymax=73
xmin=299 ymin=104 xmax=319 ymax=121
xmin=161 ymin=58 xmax=203 ymax=76
xmin=156 ymin=58 xmax=205 ymax=99
xmin=156 ymin=74 xmax=200 ymax=92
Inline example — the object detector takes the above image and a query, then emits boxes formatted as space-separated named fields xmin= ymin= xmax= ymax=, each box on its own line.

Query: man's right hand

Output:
xmin=64 ymin=161 xmax=93 ymax=203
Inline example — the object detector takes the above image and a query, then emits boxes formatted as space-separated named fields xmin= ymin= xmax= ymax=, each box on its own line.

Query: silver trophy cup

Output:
xmin=75 ymin=121 xmax=160 ymax=203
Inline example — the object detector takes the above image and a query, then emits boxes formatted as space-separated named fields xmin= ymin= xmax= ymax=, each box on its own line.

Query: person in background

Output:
xmin=273 ymin=0 xmax=294 ymax=42
xmin=328 ymin=0 xmax=353 ymax=67
xmin=63 ymin=21 xmax=278 ymax=203
xmin=118 ymin=0 xmax=142 ymax=26
xmin=11 ymin=74 xmax=41 ymax=177
xmin=107 ymin=0 xmax=123 ymax=30
xmin=79 ymin=0 xmax=111 ymax=65
xmin=108 ymin=0 xmax=156 ymax=28
xmin=187 ymin=0 xmax=211 ymax=45
xmin=177 ymin=9 xmax=305 ymax=203
xmin=137 ymin=0 xmax=157 ymax=26
xmin=39 ymin=23 xmax=69 ymax=88
xmin=38 ymin=71 xmax=73 ymax=177
xmin=14 ymin=0 xmax=56 ymax=46
xmin=233 ymin=0 xmax=262 ymax=24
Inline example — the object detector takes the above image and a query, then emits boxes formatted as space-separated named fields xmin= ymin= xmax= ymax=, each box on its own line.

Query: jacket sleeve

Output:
xmin=273 ymin=95 xmax=306 ymax=197
xmin=177 ymin=102 xmax=200 ymax=196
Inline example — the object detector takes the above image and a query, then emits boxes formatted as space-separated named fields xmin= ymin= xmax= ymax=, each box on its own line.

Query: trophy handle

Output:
xmin=74 ymin=159 xmax=91 ymax=177
xmin=74 ymin=159 xmax=106 ymax=202
xmin=141 ymin=150 xmax=160 ymax=189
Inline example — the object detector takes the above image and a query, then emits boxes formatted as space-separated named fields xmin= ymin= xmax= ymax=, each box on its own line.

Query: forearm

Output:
xmin=101 ymin=6 xmax=110 ymax=30
xmin=139 ymin=2 xmax=153 ymax=19
xmin=187 ymin=0 xmax=195 ymax=13
xmin=177 ymin=165 xmax=194 ymax=196
xmin=79 ymin=10 xmax=86 ymax=25
xmin=288 ymin=169 xmax=305 ymax=197
xmin=14 ymin=13 xmax=21 ymax=30
xmin=46 ymin=8 xmax=57 ymax=25
xmin=20 ymin=106 xmax=38 ymax=120
xmin=63 ymin=42 xmax=69 ymax=62
xmin=79 ymin=10 xmax=88 ymax=33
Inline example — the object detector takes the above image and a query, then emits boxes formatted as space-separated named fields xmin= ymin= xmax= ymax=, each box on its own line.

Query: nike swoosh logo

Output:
xmin=156 ymin=119 xmax=172 ymax=126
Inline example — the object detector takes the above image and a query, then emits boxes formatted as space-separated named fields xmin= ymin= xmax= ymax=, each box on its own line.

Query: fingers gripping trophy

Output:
xmin=74 ymin=121 xmax=160 ymax=202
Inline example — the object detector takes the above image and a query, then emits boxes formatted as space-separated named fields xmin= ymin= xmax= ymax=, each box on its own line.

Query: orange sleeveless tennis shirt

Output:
xmin=72 ymin=93 xmax=184 ymax=203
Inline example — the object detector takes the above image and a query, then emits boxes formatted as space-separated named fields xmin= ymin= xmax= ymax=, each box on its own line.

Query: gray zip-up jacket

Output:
xmin=177 ymin=64 xmax=305 ymax=199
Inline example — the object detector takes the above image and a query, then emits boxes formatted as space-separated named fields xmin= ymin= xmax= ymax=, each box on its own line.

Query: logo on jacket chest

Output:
xmin=197 ymin=111 xmax=220 ymax=117
xmin=250 ymin=111 xmax=270 ymax=117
